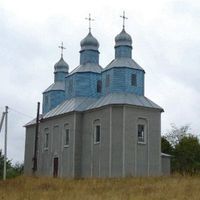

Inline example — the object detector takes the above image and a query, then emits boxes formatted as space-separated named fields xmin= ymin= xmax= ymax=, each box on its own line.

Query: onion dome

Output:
xmin=115 ymin=29 xmax=132 ymax=47
xmin=54 ymin=57 xmax=69 ymax=73
xmin=80 ymin=32 xmax=99 ymax=51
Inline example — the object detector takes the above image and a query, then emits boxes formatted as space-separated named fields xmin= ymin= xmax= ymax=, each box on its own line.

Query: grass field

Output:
xmin=0 ymin=175 xmax=200 ymax=200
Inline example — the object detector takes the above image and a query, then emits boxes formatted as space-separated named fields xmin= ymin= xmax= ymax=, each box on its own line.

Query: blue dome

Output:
xmin=115 ymin=29 xmax=132 ymax=47
xmin=54 ymin=57 xmax=69 ymax=73
xmin=80 ymin=32 xmax=99 ymax=51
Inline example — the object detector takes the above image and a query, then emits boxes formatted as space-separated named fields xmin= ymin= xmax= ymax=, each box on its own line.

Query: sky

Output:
xmin=0 ymin=0 xmax=200 ymax=163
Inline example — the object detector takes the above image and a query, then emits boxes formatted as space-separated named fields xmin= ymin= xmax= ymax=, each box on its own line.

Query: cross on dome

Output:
xmin=85 ymin=13 xmax=94 ymax=33
xmin=120 ymin=11 xmax=128 ymax=30
xmin=58 ymin=42 xmax=66 ymax=58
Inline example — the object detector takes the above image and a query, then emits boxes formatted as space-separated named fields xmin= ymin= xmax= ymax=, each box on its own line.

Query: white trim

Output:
xmin=73 ymin=112 xmax=76 ymax=177
xmin=122 ymin=106 xmax=125 ymax=177
xmin=109 ymin=106 xmax=112 ymax=177
xmin=134 ymin=124 xmax=137 ymax=176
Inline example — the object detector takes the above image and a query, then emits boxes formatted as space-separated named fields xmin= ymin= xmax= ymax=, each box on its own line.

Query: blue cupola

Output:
xmin=65 ymin=26 xmax=102 ymax=99
xmin=115 ymin=28 xmax=132 ymax=58
xmin=54 ymin=56 xmax=69 ymax=82
xmin=102 ymin=24 xmax=145 ymax=96
xmin=43 ymin=50 xmax=69 ymax=114
xmin=80 ymin=31 xmax=100 ymax=65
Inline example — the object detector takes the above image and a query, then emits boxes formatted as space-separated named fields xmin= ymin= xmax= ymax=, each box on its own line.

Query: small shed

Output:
xmin=161 ymin=153 xmax=171 ymax=175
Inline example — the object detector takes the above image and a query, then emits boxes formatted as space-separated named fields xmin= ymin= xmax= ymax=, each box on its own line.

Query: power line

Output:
xmin=9 ymin=107 xmax=34 ymax=119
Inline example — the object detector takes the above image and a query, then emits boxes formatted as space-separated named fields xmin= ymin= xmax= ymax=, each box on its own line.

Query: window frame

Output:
xmin=93 ymin=120 xmax=101 ymax=144
xmin=131 ymin=74 xmax=137 ymax=86
xmin=64 ymin=128 xmax=70 ymax=148
xmin=137 ymin=124 xmax=145 ymax=144
xmin=44 ymin=128 xmax=49 ymax=150
xmin=97 ymin=80 xmax=102 ymax=93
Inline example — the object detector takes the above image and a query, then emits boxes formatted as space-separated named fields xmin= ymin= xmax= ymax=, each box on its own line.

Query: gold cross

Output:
xmin=120 ymin=11 xmax=128 ymax=29
xmin=85 ymin=13 xmax=94 ymax=32
xmin=58 ymin=42 xmax=66 ymax=58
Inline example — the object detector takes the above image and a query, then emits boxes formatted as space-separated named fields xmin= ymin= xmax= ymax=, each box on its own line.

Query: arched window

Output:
xmin=97 ymin=80 xmax=102 ymax=93
xmin=64 ymin=123 xmax=70 ymax=147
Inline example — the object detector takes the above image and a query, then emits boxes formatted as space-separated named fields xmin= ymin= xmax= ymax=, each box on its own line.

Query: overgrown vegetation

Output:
xmin=0 ymin=175 xmax=200 ymax=200
xmin=161 ymin=124 xmax=200 ymax=174
xmin=0 ymin=151 xmax=23 ymax=179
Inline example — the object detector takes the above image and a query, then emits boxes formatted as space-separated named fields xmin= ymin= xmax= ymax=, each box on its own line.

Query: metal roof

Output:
xmin=87 ymin=93 xmax=163 ymax=111
xmin=43 ymin=93 xmax=163 ymax=119
xmin=25 ymin=93 xmax=163 ymax=125
xmin=43 ymin=97 xmax=97 ymax=118
xmin=103 ymin=58 xmax=144 ymax=71
xmin=24 ymin=114 xmax=43 ymax=127
xmin=43 ymin=81 xmax=65 ymax=93
xmin=68 ymin=63 xmax=102 ymax=75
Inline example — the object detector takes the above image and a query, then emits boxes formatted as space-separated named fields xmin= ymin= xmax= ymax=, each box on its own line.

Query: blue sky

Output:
xmin=0 ymin=0 xmax=199 ymax=163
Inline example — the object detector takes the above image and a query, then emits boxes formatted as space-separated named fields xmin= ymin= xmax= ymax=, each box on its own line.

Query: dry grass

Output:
xmin=0 ymin=175 xmax=200 ymax=200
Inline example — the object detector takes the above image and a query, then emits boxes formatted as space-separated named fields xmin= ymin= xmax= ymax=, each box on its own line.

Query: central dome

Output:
xmin=115 ymin=29 xmax=132 ymax=47
xmin=80 ymin=32 xmax=99 ymax=51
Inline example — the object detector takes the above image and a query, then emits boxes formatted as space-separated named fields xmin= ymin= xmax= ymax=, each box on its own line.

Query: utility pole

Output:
xmin=3 ymin=106 xmax=8 ymax=181
xmin=32 ymin=102 xmax=40 ymax=175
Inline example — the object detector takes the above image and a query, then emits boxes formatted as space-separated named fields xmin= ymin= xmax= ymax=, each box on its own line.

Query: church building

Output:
xmin=24 ymin=13 xmax=168 ymax=178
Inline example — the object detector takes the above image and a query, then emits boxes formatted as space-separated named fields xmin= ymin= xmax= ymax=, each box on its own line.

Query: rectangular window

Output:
xmin=97 ymin=80 xmax=102 ymax=93
xmin=44 ymin=132 xmax=49 ymax=149
xmin=94 ymin=125 xmax=101 ymax=143
xmin=138 ymin=124 xmax=145 ymax=143
xmin=64 ymin=129 xmax=70 ymax=147
xmin=131 ymin=74 xmax=137 ymax=86
xmin=69 ymin=79 xmax=73 ymax=93
xmin=106 ymin=74 xmax=110 ymax=87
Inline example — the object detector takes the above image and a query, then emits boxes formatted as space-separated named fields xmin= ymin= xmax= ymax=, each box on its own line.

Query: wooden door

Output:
xmin=53 ymin=157 xmax=59 ymax=177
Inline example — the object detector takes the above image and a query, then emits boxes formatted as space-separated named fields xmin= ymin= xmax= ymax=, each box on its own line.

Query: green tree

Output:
xmin=161 ymin=136 xmax=174 ymax=155
xmin=173 ymin=135 xmax=200 ymax=174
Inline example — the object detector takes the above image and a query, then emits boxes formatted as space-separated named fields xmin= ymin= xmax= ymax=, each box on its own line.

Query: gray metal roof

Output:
xmin=43 ymin=93 xmax=163 ymax=119
xmin=103 ymin=58 xmax=144 ymax=71
xmin=87 ymin=93 xmax=163 ymax=111
xmin=24 ymin=114 xmax=43 ymax=127
xmin=80 ymin=32 xmax=99 ymax=51
xmin=43 ymin=97 xmax=97 ymax=119
xmin=115 ymin=29 xmax=132 ymax=47
xmin=54 ymin=57 xmax=69 ymax=73
xmin=69 ymin=63 xmax=102 ymax=75
xmin=43 ymin=81 xmax=65 ymax=93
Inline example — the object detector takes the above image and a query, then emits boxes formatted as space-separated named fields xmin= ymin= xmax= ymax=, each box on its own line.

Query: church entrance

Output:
xmin=53 ymin=157 xmax=59 ymax=177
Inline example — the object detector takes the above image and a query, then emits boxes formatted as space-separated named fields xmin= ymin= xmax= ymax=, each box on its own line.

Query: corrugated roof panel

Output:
xmin=104 ymin=58 xmax=144 ymax=71
xmin=43 ymin=82 xmax=65 ymax=93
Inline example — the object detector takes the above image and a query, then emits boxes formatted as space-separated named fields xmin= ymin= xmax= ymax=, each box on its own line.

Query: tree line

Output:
xmin=0 ymin=151 xmax=23 ymax=179
xmin=162 ymin=124 xmax=200 ymax=174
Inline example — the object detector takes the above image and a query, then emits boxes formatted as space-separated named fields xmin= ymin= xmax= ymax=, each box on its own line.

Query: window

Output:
xmin=97 ymin=80 xmax=102 ymax=93
xmin=138 ymin=124 xmax=145 ymax=143
xmin=44 ymin=128 xmax=49 ymax=149
xmin=44 ymin=95 xmax=49 ymax=105
xmin=68 ymin=79 xmax=73 ymax=93
xmin=94 ymin=125 xmax=101 ymax=144
xmin=106 ymin=74 xmax=110 ymax=87
xmin=131 ymin=74 xmax=137 ymax=86
xmin=64 ymin=129 xmax=70 ymax=147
